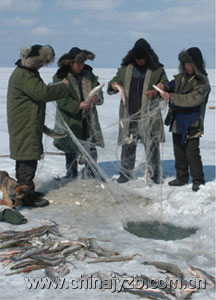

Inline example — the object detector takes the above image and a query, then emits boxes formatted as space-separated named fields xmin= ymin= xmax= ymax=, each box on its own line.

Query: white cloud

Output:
xmin=31 ymin=27 xmax=56 ymax=36
xmin=4 ymin=16 xmax=36 ymax=27
xmin=0 ymin=0 xmax=43 ymax=11
xmin=91 ymin=2 xmax=214 ymax=32
xmin=55 ymin=0 xmax=123 ymax=10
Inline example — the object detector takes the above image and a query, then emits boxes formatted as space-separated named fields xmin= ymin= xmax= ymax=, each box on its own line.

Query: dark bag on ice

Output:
xmin=0 ymin=208 xmax=27 ymax=225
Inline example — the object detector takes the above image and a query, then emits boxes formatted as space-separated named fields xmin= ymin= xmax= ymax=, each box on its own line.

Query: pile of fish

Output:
xmin=81 ymin=262 xmax=215 ymax=300
xmin=0 ymin=223 xmax=215 ymax=299
xmin=0 ymin=223 xmax=132 ymax=276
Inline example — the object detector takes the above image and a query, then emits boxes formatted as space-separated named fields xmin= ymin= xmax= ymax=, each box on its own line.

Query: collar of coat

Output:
xmin=15 ymin=60 xmax=40 ymax=76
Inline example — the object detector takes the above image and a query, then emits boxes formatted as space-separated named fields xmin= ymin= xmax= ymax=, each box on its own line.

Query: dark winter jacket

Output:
xmin=53 ymin=65 xmax=104 ymax=153
xmin=107 ymin=39 xmax=168 ymax=145
xmin=165 ymin=48 xmax=211 ymax=143
xmin=7 ymin=62 xmax=69 ymax=160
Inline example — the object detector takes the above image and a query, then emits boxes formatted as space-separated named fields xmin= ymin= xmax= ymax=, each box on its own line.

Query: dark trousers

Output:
xmin=16 ymin=160 xmax=38 ymax=191
xmin=65 ymin=152 xmax=78 ymax=177
xmin=173 ymin=133 xmax=204 ymax=184
xmin=65 ymin=145 xmax=97 ymax=176
xmin=120 ymin=140 xmax=161 ymax=180
xmin=84 ymin=145 xmax=98 ymax=173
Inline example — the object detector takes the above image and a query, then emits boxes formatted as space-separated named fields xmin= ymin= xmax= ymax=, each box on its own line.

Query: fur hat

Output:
xmin=121 ymin=38 xmax=163 ymax=70
xmin=178 ymin=47 xmax=207 ymax=75
xmin=20 ymin=44 xmax=55 ymax=69
xmin=131 ymin=38 xmax=151 ymax=59
xmin=58 ymin=47 xmax=95 ymax=67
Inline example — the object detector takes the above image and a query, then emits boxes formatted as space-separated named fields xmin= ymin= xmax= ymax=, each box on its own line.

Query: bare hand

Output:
xmin=145 ymin=90 xmax=157 ymax=99
xmin=157 ymin=83 xmax=165 ymax=90
xmin=62 ymin=78 xmax=70 ymax=87
xmin=111 ymin=82 xmax=119 ymax=91
xmin=161 ymin=91 xmax=171 ymax=101
xmin=78 ymin=101 xmax=91 ymax=110
xmin=89 ymin=96 xmax=98 ymax=103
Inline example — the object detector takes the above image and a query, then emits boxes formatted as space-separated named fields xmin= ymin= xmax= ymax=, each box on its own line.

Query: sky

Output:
xmin=0 ymin=0 xmax=215 ymax=68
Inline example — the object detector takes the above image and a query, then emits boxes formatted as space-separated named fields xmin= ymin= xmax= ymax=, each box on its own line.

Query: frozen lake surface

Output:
xmin=0 ymin=67 xmax=215 ymax=299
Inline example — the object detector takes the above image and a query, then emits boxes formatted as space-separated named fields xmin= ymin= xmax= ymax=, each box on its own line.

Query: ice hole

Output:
xmin=125 ymin=221 xmax=198 ymax=241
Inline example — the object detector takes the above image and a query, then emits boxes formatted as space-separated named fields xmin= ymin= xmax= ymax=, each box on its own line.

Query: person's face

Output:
xmin=135 ymin=58 xmax=146 ymax=66
xmin=184 ymin=62 xmax=194 ymax=75
xmin=70 ymin=62 xmax=84 ymax=74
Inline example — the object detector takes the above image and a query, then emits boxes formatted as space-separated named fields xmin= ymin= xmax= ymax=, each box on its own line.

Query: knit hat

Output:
xmin=58 ymin=47 xmax=95 ymax=67
xmin=20 ymin=44 xmax=55 ymax=69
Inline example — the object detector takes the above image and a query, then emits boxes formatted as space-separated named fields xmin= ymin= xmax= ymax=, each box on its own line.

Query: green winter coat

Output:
xmin=7 ymin=65 xmax=69 ymax=160
xmin=53 ymin=66 xmax=104 ymax=153
xmin=107 ymin=64 xmax=168 ymax=145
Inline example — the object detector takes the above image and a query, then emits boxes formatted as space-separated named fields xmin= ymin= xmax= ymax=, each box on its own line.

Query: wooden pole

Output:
xmin=0 ymin=151 xmax=65 ymax=158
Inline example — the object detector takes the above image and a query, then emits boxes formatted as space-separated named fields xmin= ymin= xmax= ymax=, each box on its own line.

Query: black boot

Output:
xmin=34 ymin=191 xmax=46 ymax=198
xmin=65 ymin=163 xmax=78 ymax=178
xmin=168 ymin=178 xmax=188 ymax=186
xmin=151 ymin=176 xmax=163 ymax=184
xmin=192 ymin=181 xmax=205 ymax=192
xmin=117 ymin=173 xmax=131 ymax=184
xmin=81 ymin=167 xmax=94 ymax=179
xmin=21 ymin=191 xmax=49 ymax=208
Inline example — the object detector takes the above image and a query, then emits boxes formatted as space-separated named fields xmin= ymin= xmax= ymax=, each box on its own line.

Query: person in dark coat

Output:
xmin=107 ymin=38 xmax=168 ymax=184
xmin=53 ymin=47 xmax=104 ymax=179
xmin=7 ymin=44 xmax=69 ymax=207
xmin=158 ymin=47 xmax=211 ymax=191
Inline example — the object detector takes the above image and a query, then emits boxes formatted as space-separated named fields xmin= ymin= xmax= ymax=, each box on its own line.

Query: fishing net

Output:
xmin=38 ymin=91 xmax=167 ymax=225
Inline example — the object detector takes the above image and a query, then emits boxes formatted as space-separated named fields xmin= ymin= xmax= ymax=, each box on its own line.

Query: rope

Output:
xmin=0 ymin=151 xmax=65 ymax=158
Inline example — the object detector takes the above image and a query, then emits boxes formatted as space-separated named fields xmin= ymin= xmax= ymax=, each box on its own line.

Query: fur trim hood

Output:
xmin=19 ymin=44 xmax=55 ymax=69
xmin=178 ymin=47 xmax=207 ymax=75
xmin=58 ymin=47 xmax=95 ymax=67
xmin=121 ymin=38 xmax=163 ymax=70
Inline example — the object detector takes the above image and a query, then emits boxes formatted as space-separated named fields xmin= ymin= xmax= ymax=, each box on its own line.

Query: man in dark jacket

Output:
xmin=107 ymin=38 xmax=168 ymax=184
xmin=52 ymin=47 xmax=104 ymax=179
xmin=158 ymin=47 xmax=211 ymax=191
xmin=7 ymin=44 xmax=69 ymax=207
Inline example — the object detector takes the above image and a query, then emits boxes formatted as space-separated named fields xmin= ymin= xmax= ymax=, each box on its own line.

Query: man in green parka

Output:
xmin=7 ymin=44 xmax=69 ymax=207
xmin=52 ymin=47 xmax=104 ymax=179
xmin=107 ymin=38 xmax=168 ymax=184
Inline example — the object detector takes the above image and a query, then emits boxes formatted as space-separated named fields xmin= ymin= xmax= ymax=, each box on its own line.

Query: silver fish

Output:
xmin=76 ymin=248 xmax=86 ymax=261
xmin=85 ymin=250 xmax=98 ymax=259
xmin=6 ymin=264 xmax=46 ymax=276
xmin=94 ymin=248 xmax=120 ymax=257
xmin=124 ymin=288 xmax=170 ymax=299
xmin=114 ymin=83 xmax=126 ymax=105
xmin=61 ymin=245 xmax=82 ymax=256
xmin=43 ymin=125 xmax=67 ymax=139
xmin=56 ymin=265 xmax=70 ymax=277
xmin=88 ymin=238 xmax=100 ymax=250
xmin=85 ymin=84 xmax=105 ymax=103
xmin=188 ymin=265 xmax=215 ymax=286
xmin=10 ymin=260 xmax=39 ymax=270
xmin=143 ymin=261 xmax=184 ymax=278
xmin=88 ymin=256 xmax=132 ymax=263
xmin=14 ymin=246 xmax=49 ymax=261
xmin=152 ymin=84 xmax=164 ymax=95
